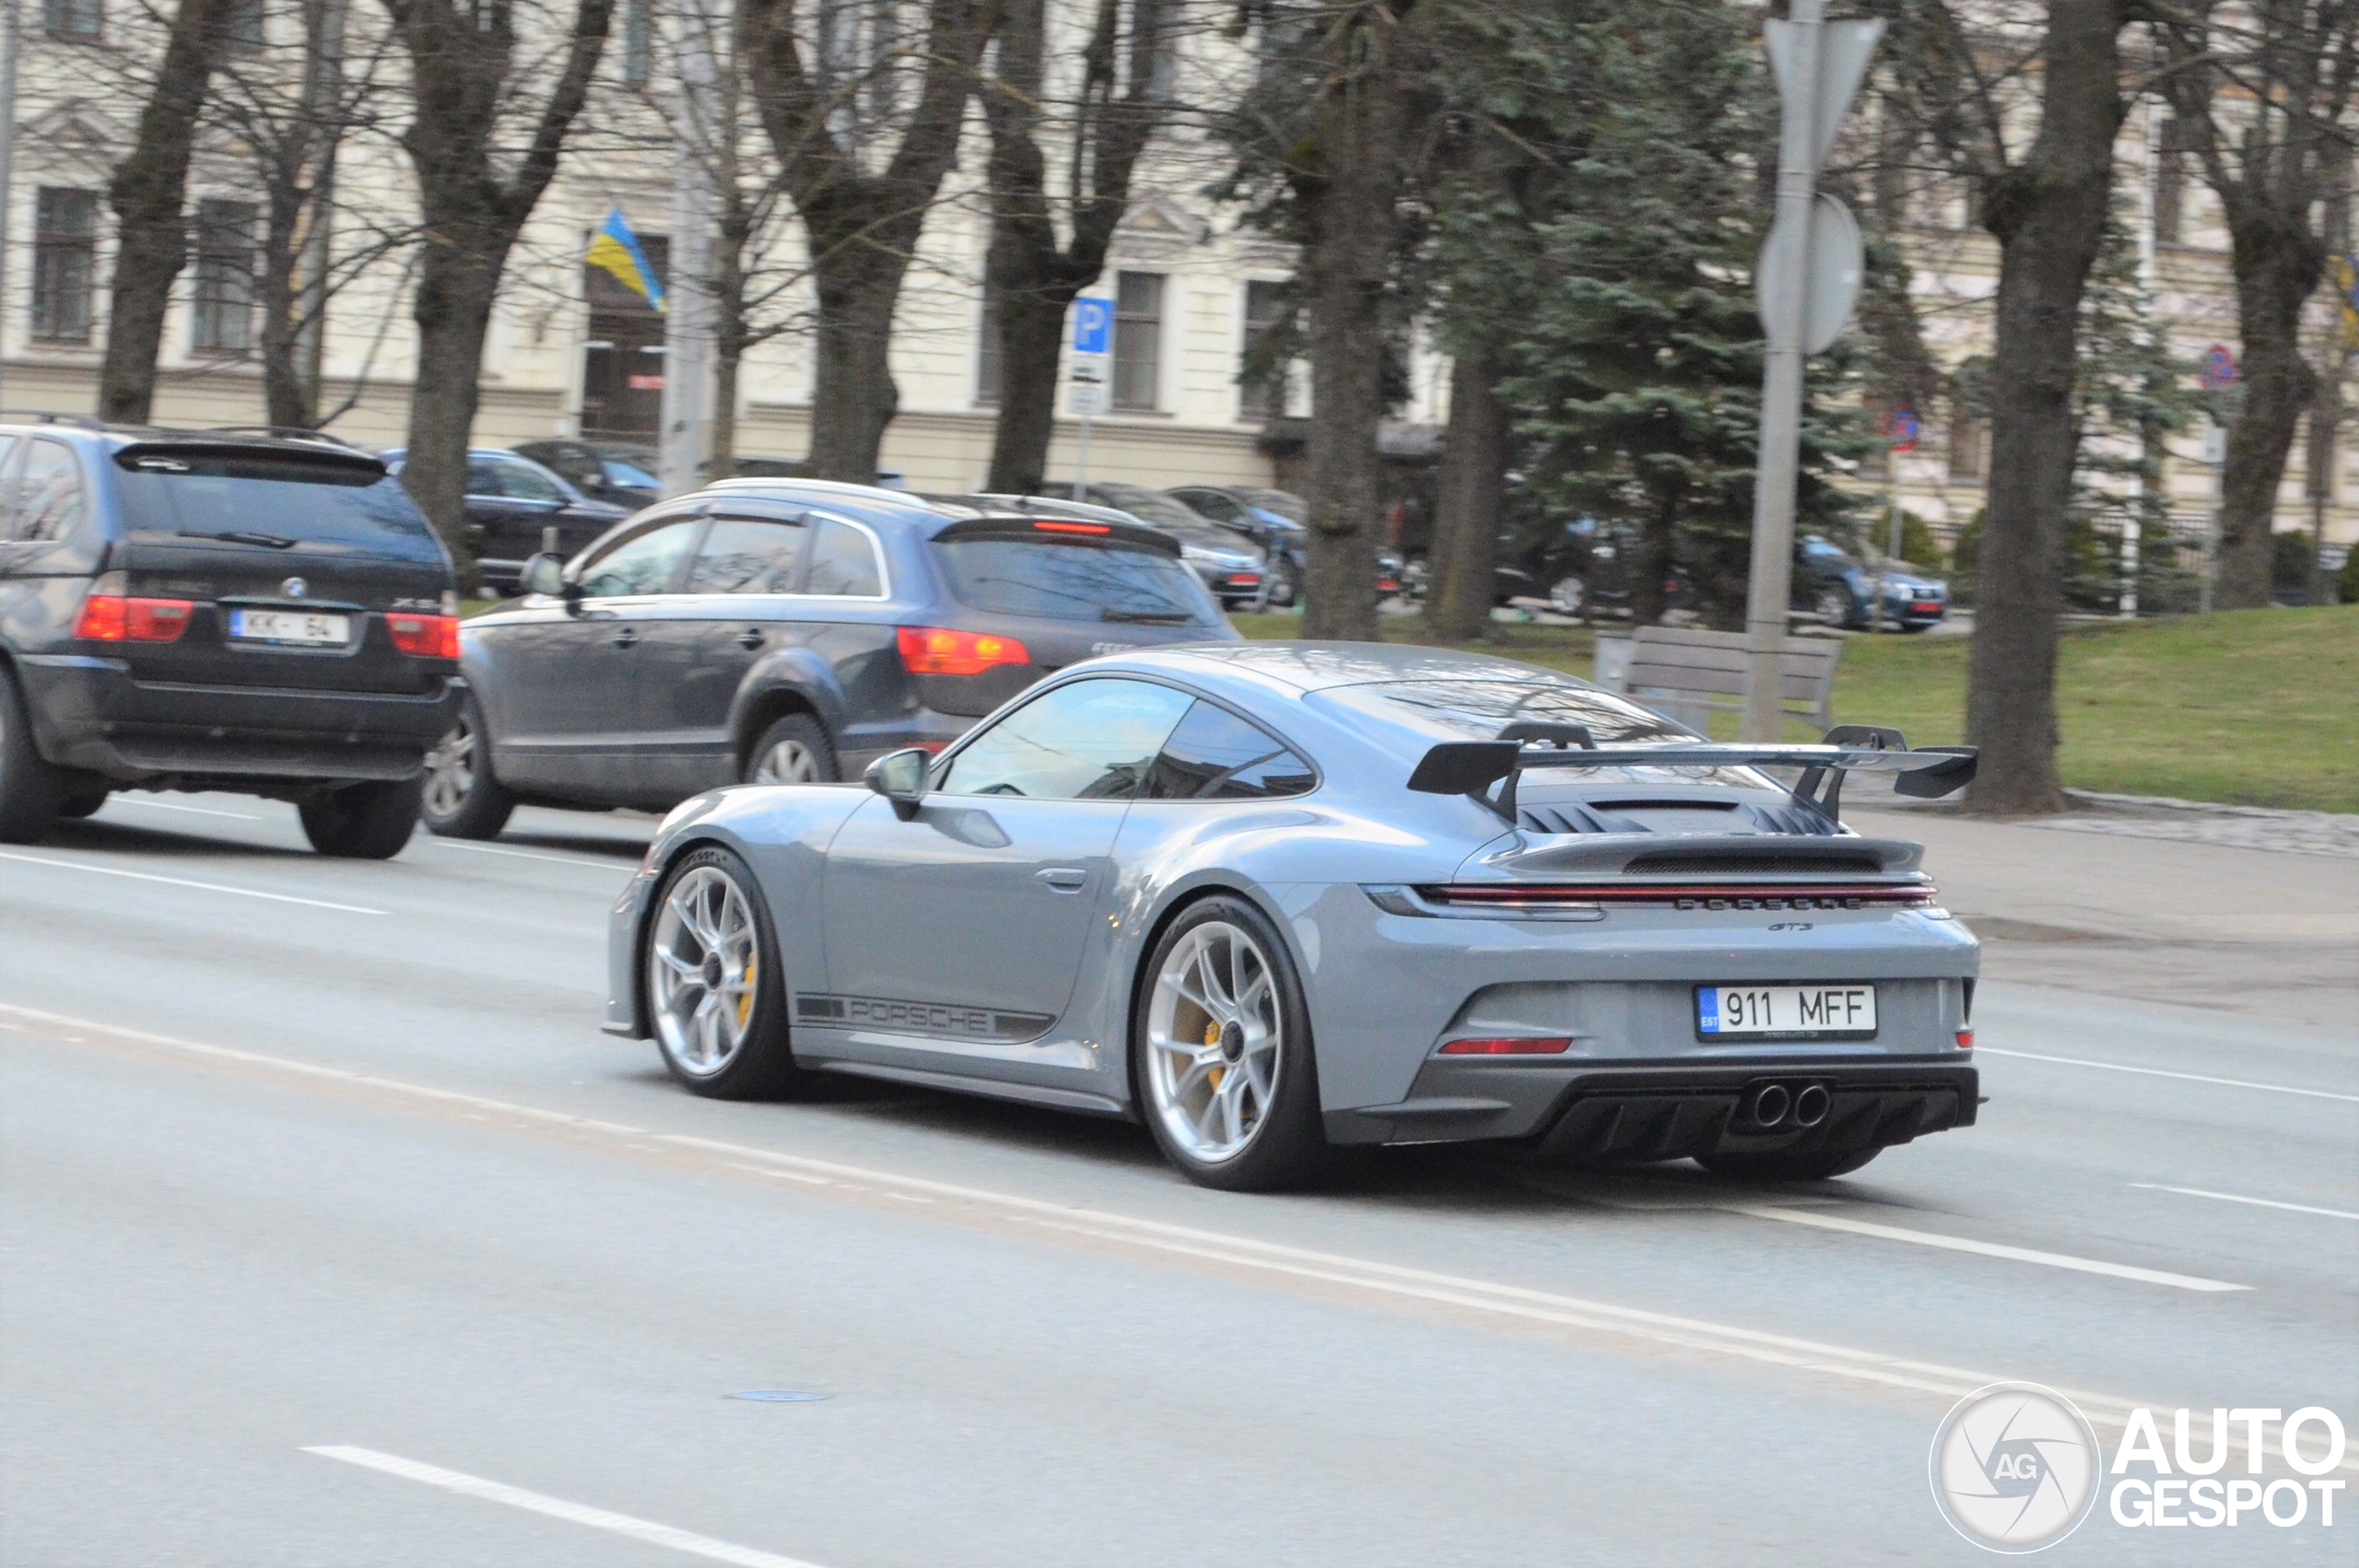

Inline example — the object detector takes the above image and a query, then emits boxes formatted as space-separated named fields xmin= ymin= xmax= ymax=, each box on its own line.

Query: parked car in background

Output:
xmin=1 ymin=419 xmax=462 ymax=855
xmin=1164 ymin=486 xmax=1309 ymax=606
xmin=421 ymin=480 xmax=1239 ymax=838
xmin=944 ymin=491 xmax=1266 ymax=610
xmin=1794 ymin=533 xmax=1948 ymax=631
xmin=511 ymin=439 xmax=662 ymax=510
xmin=379 ymin=447 xmax=632 ymax=594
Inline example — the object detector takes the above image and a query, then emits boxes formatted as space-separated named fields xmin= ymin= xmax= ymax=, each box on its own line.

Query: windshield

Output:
xmin=114 ymin=451 xmax=445 ymax=558
xmin=930 ymin=536 xmax=1220 ymax=624
xmin=1237 ymin=487 xmax=1307 ymax=523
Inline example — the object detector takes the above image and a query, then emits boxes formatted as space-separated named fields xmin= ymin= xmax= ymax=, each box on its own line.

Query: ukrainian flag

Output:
xmin=588 ymin=209 xmax=665 ymax=312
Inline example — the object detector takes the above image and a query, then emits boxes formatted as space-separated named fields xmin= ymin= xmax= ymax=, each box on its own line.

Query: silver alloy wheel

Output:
xmin=1549 ymin=575 xmax=1585 ymax=615
xmin=422 ymin=715 xmax=475 ymax=817
xmin=1816 ymin=586 xmax=1852 ymax=627
xmin=751 ymin=738 xmax=821 ymax=785
xmin=647 ymin=865 xmax=762 ymax=1078
xmin=1144 ymin=919 xmax=1283 ymax=1164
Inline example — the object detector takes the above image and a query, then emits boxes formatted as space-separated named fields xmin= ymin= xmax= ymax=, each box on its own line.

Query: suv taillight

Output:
xmin=76 ymin=573 xmax=194 ymax=643
xmin=387 ymin=613 xmax=461 ymax=659
xmin=897 ymin=625 xmax=1030 ymax=676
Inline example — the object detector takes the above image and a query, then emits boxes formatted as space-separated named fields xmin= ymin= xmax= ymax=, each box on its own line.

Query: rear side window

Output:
xmin=804 ymin=518 xmax=882 ymax=596
xmin=688 ymin=517 xmax=805 ymax=593
xmin=116 ymin=449 xmax=442 ymax=555
xmin=1144 ymin=701 xmax=1316 ymax=801
xmin=931 ymin=536 xmax=1215 ymax=624
xmin=8 ymin=439 xmax=85 ymax=542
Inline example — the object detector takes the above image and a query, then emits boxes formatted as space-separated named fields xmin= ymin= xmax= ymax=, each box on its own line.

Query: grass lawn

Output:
xmin=1230 ymin=603 xmax=2359 ymax=813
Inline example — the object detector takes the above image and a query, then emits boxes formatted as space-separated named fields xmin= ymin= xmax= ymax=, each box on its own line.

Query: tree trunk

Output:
xmin=1963 ymin=0 xmax=2125 ymax=816
xmin=984 ymin=270 xmax=1078 ymax=494
xmin=805 ymin=233 xmax=904 ymax=481
xmin=1429 ymin=353 xmax=1508 ymax=641
xmin=260 ymin=181 xmax=311 ymax=427
xmin=99 ymin=0 xmax=235 ymax=424
xmin=2212 ymin=224 xmax=2323 ymax=608
xmin=402 ymin=254 xmax=499 ymax=585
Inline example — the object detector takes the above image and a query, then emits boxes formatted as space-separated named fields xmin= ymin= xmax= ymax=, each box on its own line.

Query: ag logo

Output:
xmin=1931 ymin=1383 xmax=2101 ymax=1552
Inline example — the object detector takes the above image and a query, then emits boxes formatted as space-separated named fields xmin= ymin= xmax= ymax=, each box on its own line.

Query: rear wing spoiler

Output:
xmin=1406 ymin=724 xmax=1976 ymax=825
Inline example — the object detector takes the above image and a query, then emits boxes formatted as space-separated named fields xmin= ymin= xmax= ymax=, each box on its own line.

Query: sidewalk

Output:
xmin=1848 ymin=797 xmax=2359 ymax=1027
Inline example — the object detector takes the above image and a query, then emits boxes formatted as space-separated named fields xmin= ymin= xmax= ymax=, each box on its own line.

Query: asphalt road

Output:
xmin=3 ymin=792 xmax=2353 ymax=1566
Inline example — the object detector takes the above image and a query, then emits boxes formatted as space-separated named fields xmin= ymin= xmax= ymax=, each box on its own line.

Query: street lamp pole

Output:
xmin=0 ymin=0 xmax=22 ymax=411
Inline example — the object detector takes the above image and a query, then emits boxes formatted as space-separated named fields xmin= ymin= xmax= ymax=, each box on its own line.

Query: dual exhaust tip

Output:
xmin=1749 ymin=1082 xmax=1829 ymax=1129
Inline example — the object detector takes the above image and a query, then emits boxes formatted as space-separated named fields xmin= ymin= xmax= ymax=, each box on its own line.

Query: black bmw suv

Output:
xmin=0 ymin=418 xmax=463 ymax=854
xmin=422 ymin=479 xmax=1238 ymax=837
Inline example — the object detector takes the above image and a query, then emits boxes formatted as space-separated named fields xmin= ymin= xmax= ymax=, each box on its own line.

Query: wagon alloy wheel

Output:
xmin=1816 ymin=585 xmax=1854 ymax=628
xmin=1147 ymin=921 xmax=1284 ymax=1162
xmin=422 ymin=713 xmax=476 ymax=817
xmin=649 ymin=866 xmax=763 ymax=1078
xmin=752 ymin=738 xmax=820 ymax=785
xmin=745 ymin=713 xmax=838 ymax=787
xmin=419 ymin=693 xmax=516 ymax=839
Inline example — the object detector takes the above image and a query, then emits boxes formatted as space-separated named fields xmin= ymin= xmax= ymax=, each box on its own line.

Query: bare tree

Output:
xmin=975 ymin=0 xmax=1174 ymax=494
xmin=2150 ymin=1 xmax=2359 ymax=608
xmin=741 ymin=0 xmax=1002 ymax=481
xmin=1879 ymin=0 xmax=2135 ymax=815
xmin=98 ymin=0 xmax=241 ymax=423
xmin=383 ymin=0 xmax=614 ymax=579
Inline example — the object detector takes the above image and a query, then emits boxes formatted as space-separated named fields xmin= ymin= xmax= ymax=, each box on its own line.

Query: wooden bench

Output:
xmin=1604 ymin=626 xmax=1842 ymax=733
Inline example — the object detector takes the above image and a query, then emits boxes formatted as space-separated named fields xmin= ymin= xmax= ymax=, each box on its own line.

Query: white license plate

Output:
xmin=229 ymin=608 xmax=350 ymax=646
xmin=1697 ymin=984 xmax=1877 ymax=1038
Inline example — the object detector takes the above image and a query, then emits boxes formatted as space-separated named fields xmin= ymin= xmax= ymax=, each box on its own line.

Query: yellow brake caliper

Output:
xmin=1203 ymin=1017 xmax=1224 ymax=1091
xmin=736 ymin=957 xmax=757 ymax=1028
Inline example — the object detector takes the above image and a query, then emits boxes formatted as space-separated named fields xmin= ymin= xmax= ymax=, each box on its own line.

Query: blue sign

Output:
xmin=1072 ymin=297 xmax=1113 ymax=357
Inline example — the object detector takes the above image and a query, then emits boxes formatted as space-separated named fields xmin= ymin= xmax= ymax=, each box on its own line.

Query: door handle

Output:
xmin=1036 ymin=867 xmax=1088 ymax=892
xmin=612 ymin=627 xmax=639 ymax=649
xmin=736 ymin=628 xmax=764 ymax=649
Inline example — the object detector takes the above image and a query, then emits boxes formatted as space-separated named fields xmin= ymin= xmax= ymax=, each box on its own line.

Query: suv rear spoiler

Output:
xmin=1406 ymin=724 xmax=1976 ymax=825
xmin=933 ymin=514 xmax=1181 ymax=557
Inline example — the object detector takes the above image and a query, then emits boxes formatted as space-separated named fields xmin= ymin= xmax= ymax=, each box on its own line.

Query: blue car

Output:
xmin=1797 ymin=534 xmax=1950 ymax=631
xmin=606 ymin=641 xmax=1982 ymax=1191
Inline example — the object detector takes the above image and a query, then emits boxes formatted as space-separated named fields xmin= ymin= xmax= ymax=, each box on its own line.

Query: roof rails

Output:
xmin=0 ymin=411 xmax=106 ymax=430
xmin=202 ymin=425 xmax=358 ymax=449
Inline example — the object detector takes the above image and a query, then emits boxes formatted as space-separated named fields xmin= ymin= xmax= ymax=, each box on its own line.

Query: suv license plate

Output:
xmin=229 ymin=609 xmax=350 ymax=646
xmin=1697 ymin=984 xmax=1876 ymax=1039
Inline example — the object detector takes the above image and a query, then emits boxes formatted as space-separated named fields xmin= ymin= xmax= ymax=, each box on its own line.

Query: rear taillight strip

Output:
xmin=1419 ymin=883 xmax=1935 ymax=909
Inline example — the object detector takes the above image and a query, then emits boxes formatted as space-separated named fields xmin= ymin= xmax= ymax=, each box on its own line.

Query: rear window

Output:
xmin=1314 ymin=680 xmax=1766 ymax=789
xmin=930 ymin=536 xmax=1219 ymax=625
xmin=115 ymin=450 xmax=443 ymax=556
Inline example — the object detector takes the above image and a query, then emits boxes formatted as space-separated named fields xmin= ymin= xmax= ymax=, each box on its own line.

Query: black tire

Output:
xmin=1131 ymin=894 xmax=1332 ymax=1192
xmin=422 ymin=692 xmax=517 ymax=839
xmin=1697 ymin=1145 xmax=1884 ymax=1183
xmin=643 ymin=845 xmax=806 ymax=1099
xmin=0 ymin=670 xmax=64 ymax=845
xmin=298 ymin=778 xmax=422 ymax=859
xmin=1814 ymin=585 xmax=1858 ymax=629
xmin=743 ymin=711 xmax=838 ymax=786
xmin=56 ymin=788 xmax=110 ymax=820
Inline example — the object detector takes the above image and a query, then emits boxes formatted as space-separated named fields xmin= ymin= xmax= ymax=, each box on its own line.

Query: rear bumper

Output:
xmin=16 ymin=653 xmax=463 ymax=785
xmin=1325 ymin=1056 xmax=1978 ymax=1158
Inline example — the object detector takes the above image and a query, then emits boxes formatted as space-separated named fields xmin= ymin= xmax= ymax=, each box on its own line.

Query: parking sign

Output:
xmin=1073 ymin=298 xmax=1113 ymax=357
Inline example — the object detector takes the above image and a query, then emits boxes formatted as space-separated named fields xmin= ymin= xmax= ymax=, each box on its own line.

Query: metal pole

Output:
xmin=1741 ymin=0 xmax=1825 ymax=740
xmin=2122 ymin=98 xmax=2165 ymax=619
xmin=1074 ymin=409 xmax=1091 ymax=493
xmin=658 ymin=0 xmax=719 ymax=497
xmin=1883 ymin=455 xmax=1901 ymax=632
xmin=0 ymin=0 xmax=22 ymax=411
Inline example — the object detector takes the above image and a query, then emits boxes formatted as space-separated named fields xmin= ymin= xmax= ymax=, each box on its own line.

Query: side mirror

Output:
xmin=522 ymin=552 xmax=576 ymax=605
xmin=863 ymin=747 xmax=931 ymax=820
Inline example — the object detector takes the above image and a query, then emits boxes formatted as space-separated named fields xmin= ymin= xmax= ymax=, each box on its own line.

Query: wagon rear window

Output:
xmin=930 ymin=536 xmax=1217 ymax=624
xmin=114 ymin=449 xmax=443 ymax=558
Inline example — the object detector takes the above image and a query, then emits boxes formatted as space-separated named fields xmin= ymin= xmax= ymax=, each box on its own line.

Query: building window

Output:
xmin=42 ymin=0 xmax=100 ymax=38
xmin=1238 ymin=280 xmax=1285 ymax=420
xmin=2154 ymin=116 xmax=2189 ymax=243
xmin=622 ymin=0 xmax=651 ymax=86
xmin=975 ymin=285 xmax=1002 ymax=404
xmin=1947 ymin=409 xmax=1986 ymax=484
xmin=31 ymin=190 xmax=99 ymax=344
xmin=1112 ymin=271 xmax=1162 ymax=412
xmin=191 ymin=200 xmax=258 ymax=355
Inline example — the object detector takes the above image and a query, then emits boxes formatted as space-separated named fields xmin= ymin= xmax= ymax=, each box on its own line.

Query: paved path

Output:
xmin=3 ymin=793 xmax=2353 ymax=1564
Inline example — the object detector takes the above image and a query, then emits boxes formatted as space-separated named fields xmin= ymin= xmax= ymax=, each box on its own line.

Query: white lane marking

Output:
xmin=109 ymin=796 xmax=263 ymax=821
xmin=16 ymin=1001 xmax=2349 ymax=1477
xmin=1977 ymin=1047 xmax=2359 ymax=1104
xmin=2131 ymin=1184 xmax=2359 ymax=1222
xmin=431 ymin=840 xmax=630 ymax=872
xmin=305 ymin=1447 xmax=828 ymax=1568
xmin=0 ymin=851 xmax=385 ymax=915
xmin=1730 ymin=1205 xmax=2249 ymax=1292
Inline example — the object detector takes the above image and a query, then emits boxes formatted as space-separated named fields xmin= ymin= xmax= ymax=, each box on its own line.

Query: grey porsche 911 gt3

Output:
xmin=604 ymin=642 xmax=1982 ymax=1191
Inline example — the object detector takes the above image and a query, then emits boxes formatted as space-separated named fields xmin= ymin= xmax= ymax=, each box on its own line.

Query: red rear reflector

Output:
xmin=76 ymin=595 xmax=194 ymax=642
xmin=897 ymin=625 xmax=1032 ymax=676
xmin=1438 ymin=1036 xmax=1573 ymax=1056
xmin=1032 ymin=520 xmax=1110 ymax=534
xmin=387 ymin=613 xmax=461 ymax=658
xmin=1955 ymin=1028 xmax=1974 ymax=1049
